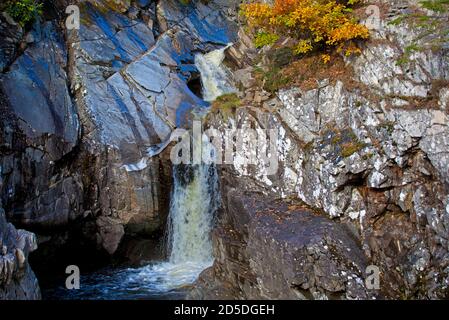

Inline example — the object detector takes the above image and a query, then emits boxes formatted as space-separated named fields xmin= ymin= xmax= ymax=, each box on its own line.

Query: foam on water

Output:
xmin=194 ymin=45 xmax=236 ymax=101
xmin=167 ymin=164 xmax=218 ymax=265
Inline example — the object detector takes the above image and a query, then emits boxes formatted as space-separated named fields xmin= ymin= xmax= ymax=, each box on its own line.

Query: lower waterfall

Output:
xmin=44 ymin=164 xmax=220 ymax=300
xmin=168 ymin=164 xmax=219 ymax=265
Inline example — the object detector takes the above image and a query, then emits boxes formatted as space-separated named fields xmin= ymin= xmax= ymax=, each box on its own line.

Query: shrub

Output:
xmin=254 ymin=32 xmax=280 ymax=48
xmin=254 ymin=66 xmax=291 ymax=93
xmin=5 ymin=0 xmax=43 ymax=27
xmin=210 ymin=93 xmax=241 ymax=120
xmin=241 ymin=0 xmax=370 ymax=62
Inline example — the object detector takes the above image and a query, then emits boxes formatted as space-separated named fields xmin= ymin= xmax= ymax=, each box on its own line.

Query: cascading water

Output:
xmin=167 ymin=164 xmax=218 ymax=265
xmin=46 ymin=162 xmax=220 ymax=300
xmin=44 ymin=46 xmax=232 ymax=300
xmin=194 ymin=45 xmax=236 ymax=102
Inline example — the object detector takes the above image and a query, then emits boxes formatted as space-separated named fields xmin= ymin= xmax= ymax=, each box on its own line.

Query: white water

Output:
xmin=125 ymin=163 xmax=219 ymax=294
xmin=195 ymin=45 xmax=237 ymax=101
xmin=168 ymin=165 xmax=218 ymax=264
xmin=52 ymin=164 xmax=221 ymax=299
xmin=125 ymin=47 xmax=231 ymax=293
xmin=49 ymin=47 xmax=229 ymax=299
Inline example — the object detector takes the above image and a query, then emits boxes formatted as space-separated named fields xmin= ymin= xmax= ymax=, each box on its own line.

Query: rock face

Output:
xmin=0 ymin=12 xmax=23 ymax=73
xmin=0 ymin=0 xmax=239 ymax=297
xmin=190 ymin=192 xmax=372 ymax=299
xmin=0 ymin=203 xmax=40 ymax=299
xmin=61 ymin=0 xmax=237 ymax=253
xmin=196 ymin=0 xmax=449 ymax=299
xmin=0 ymin=0 xmax=447 ymax=300
xmin=1 ymin=21 xmax=81 ymax=229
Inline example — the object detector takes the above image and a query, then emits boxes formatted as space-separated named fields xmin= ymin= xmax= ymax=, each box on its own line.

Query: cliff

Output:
xmin=192 ymin=0 xmax=449 ymax=299
xmin=0 ymin=0 xmax=239 ymax=298
xmin=0 ymin=0 xmax=448 ymax=300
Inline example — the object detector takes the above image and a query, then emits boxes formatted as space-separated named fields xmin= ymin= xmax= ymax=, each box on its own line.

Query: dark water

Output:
xmin=43 ymin=261 xmax=209 ymax=300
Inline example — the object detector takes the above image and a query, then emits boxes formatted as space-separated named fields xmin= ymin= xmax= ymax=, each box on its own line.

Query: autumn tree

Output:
xmin=241 ymin=0 xmax=370 ymax=62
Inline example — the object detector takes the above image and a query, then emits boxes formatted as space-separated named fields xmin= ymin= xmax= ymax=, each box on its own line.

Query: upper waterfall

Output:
xmin=194 ymin=45 xmax=237 ymax=102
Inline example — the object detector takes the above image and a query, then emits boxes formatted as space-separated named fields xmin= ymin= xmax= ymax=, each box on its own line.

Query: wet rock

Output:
xmin=0 ymin=0 xmax=232 ymax=298
xmin=114 ymin=237 xmax=164 ymax=267
xmin=56 ymin=0 xmax=239 ymax=254
xmin=0 ymin=0 xmax=238 ymax=265
xmin=1 ymin=21 xmax=79 ymax=152
xmin=96 ymin=216 xmax=125 ymax=255
xmin=0 ymin=21 xmax=82 ymax=233
xmin=0 ymin=13 xmax=23 ymax=73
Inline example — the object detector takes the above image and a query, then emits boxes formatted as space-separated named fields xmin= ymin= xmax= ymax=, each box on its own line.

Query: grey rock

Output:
xmin=191 ymin=192 xmax=373 ymax=300
xmin=200 ymin=0 xmax=449 ymax=299
xmin=1 ymin=22 xmax=79 ymax=154
xmin=0 ymin=13 xmax=23 ymax=73
xmin=0 ymin=204 xmax=40 ymax=300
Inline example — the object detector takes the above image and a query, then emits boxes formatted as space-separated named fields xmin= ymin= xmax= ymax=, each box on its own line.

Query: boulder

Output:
xmin=191 ymin=192 xmax=373 ymax=299
xmin=0 ymin=203 xmax=40 ymax=299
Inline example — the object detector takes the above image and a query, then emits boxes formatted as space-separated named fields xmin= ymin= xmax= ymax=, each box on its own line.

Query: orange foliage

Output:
xmin=241 ymin=0 xmax=369 ymax=59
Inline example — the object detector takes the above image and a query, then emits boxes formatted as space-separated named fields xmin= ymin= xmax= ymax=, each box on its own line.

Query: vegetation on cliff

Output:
xmin=389 ymin=0 xmax=449 ymax=65
xmin=4 ymin=0 xmax=42 ymax=27
xmin=241 ymin=0 xmax=370 ymax=62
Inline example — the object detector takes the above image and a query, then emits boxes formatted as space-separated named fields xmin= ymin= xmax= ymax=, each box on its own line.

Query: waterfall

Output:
xmin=162 ymin=45 xmax=235 ymax=264
xmin=194 ymin=45 xmax=236 ymax=102
xmin=167 ymin=164 xmax=219 ymax=265
xmin=48 ymin=46 xmax=232 ymax=299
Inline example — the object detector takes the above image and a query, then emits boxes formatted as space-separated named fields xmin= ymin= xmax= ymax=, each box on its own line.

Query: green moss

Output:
xmin=254 ymin=66 xmax=291 ymax=93
xmin=210 ymin=93 xmax=242 ymax=120
xmin=341 ymin=130 xmax=366 ymax=158
xmin=5 ymin=0 xmax=43 ymax=27
xmin=389 ymin=0 xmax=449 ymax=65
xmin=324 ymin=128 xmax=366 ymax=158
xmin=420 ymin=0 xmax=449 ymax=12
xmin=341 ymin=141 xmax=365 ymax=158
xmin=397 ymin=43 xmax=421 ymax=66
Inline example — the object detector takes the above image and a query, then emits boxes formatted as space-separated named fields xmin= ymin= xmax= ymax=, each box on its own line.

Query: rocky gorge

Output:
xmin=1 ymin=0 xmax=449 ymax=300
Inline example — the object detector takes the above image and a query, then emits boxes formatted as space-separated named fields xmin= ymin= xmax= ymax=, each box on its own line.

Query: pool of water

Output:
xmin=43 ymin=261 xmax=211 ymax=300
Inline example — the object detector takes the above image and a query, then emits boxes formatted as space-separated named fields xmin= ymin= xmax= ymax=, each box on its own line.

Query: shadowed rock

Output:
xmin=191 ymin=192 xmax=373 ymax=300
